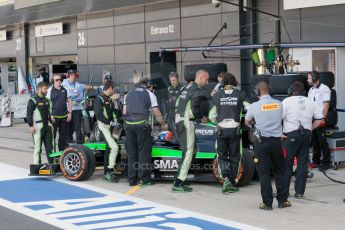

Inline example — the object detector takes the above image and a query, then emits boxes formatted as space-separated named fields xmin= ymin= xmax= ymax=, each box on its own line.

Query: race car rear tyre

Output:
xmin=237 ymin=150 xmax=255 ymax=186
xmin=90 ymin=121 xmax=103 ymax=142
xmin=60 ymin=144 xmax=95 ymax=181
xmin=213 ymin=150 xmax=255 ymax=186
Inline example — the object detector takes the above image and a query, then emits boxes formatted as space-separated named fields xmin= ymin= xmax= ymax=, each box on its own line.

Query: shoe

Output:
xmin=172 ymin=184 xmax=193 ymax=193
xmin=222 ymin=178 xmax=231 ymax=193
xmin=308 ymin=163 xmax=319 ymax=169
xmin=295 ymin=193 xmax=304 ymax=199
xmin=139 ymin=180 xmax=154 ymax=187
xmin=103 ymin=171 xmax=119 ymax=183
xmin=259 ymin=203 xmax=272 ymax=210
xmin=278 ymin=200 xmax=292 ymax=208
xmin=182 ymin=183 xmax=193 ymax=192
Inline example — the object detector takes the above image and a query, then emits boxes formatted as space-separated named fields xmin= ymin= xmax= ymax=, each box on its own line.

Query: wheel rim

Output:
xmin=64 ymin=152 xmax=81 ymax=174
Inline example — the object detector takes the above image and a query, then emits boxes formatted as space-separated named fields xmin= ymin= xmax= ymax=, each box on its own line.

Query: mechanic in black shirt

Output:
xmin=173 ymin=70 xmax=209 ymax=193
xmin=47 ymin=74 xmax=72 ymax=151
xmin=26 ymin=81 xmax=53 ymax=165
xmin=209 ymin=73 xmax=249 ymax=193
xmin=94 ymin=80 xmax=122 ymax=183
xmin=167 ymin=72 xmax=183 ymax=132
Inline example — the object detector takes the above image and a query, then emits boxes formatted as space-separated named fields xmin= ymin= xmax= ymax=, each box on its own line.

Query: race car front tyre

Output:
xmin=213 ymin=149 xmax=255 ymax=186
xmin=60 ymin=144 xmax=95 ymax=181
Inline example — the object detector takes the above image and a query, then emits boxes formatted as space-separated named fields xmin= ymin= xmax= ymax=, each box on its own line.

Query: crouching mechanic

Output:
xmin=208 ymin=73 xmax=249 ymax=193
xmin=26 ymin=81 xmax=54 ymax=165
xmin=173 ymin=70 xmax=209 ymax=192
xmin=94 ymin=80 xmax=121 ymax=183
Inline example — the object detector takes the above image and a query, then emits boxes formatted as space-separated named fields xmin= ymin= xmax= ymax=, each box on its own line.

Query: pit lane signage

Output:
xmin=35 ymin=23 xmax=63 ymax=37
xmin=146 ymin=19 xmax=180 ymax=42
xmin=0 ymin=30 xmax=6 ymax=41
xmin=151 ymin=24 xmax=175 ymax=35
xmin=284 ymin=0 xmax=345 ymax=10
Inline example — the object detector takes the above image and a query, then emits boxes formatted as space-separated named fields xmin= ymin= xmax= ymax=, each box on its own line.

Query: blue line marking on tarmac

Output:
xmin=58 ymin=207 xmax=154 ymax=220
xmin=25 ymin=204 xmax=53 ymax=211
xmin=66 ymin=201 xmax=92 ymax=205
xmin=0 ymin=170 xmax=259 ymax=230
xmin=47 ymin=201 xmax=135 ymax=215
xmin=92 ymin=212 xmax=239 ymax=230
xmin=0 ymin=178 xmax=105 ymax=203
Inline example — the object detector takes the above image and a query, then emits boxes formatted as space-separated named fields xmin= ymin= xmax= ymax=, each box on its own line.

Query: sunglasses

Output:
xmin=54 ymin=79 xmax=62 ymax=82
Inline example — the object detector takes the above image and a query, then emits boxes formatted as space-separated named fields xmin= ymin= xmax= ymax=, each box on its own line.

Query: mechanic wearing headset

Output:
xmin=208 ymin=73 xmax=249 ymax=194
xmin=282 ymin=81 xmax=322 ymax=201
xmin=27 ymin=81 xmax=54 ymax=165
xmin=62 ymin=69 xmax=93 ymax=144
xmin=245 ymin=81 xmax=287 ymax=210
xmin=47 ymin=74 xmax=72 ymax=151
xmin=173 ymin=70 xmax=209 ymax=193
xmin=123 ymin=77 xmax=168 ymax=187
xmin=307 ymin=71 xmax=332 ymax=170
xmin=94 ymin=80 xmax=122 ymax=183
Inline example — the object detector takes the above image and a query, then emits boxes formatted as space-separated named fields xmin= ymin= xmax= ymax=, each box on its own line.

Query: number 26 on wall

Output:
xmin=78 ymin=32 xmax=86 ymax=46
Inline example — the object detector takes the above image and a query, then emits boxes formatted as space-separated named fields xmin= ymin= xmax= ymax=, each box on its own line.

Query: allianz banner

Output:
xmin=15 ymin=0 xmax=61 ymax=10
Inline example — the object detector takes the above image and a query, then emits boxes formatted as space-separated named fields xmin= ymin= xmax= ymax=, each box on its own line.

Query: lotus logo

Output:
xmin=195 ymin=129 xmax=214 ymax=135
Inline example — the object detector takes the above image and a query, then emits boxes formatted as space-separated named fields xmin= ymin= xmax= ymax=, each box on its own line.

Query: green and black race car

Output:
xmin=30 ymin=122 xmax=256 ymax=187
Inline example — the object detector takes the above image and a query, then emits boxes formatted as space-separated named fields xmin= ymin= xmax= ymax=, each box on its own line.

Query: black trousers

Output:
xmin=53 ymin=117 xmax=68 ymax=151
xmin=254 ymin=137 xmax=286 ymax=206
xmin=217 ymin=135 xmax=241 ymax=185
xmin=283 ymin=130 xmax=311 ymax=200
xmin=125 ymin=124 xmax=152 ymax=185
xmin=311 ymin=127 xmax=330 ymax=165
xmin=68 ymin=110 xmax=83 ymax=144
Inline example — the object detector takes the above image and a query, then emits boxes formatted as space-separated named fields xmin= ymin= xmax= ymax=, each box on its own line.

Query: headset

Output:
xmin=66 ymin=69 xmax=79 ymax=79
xmin=254 ymin=81 xmax=272 ymax=97
xmin=309 ymin=71 xmax=320 ymax=82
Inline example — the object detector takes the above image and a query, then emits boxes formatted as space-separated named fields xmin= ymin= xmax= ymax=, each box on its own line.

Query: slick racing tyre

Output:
xmin=213 ymin=149 xmax=255 ymax=186
xmin=60 ymin=144 xmax=96 ymax=181
xmin=269 ymin=74 xmax=306 ymax=95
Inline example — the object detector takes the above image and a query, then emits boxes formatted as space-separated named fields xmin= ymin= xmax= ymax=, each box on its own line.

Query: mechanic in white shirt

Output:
xmin=282 ymin=81 xmax=323 ymax=201
xmin=307 ymin=71 xmax=331 ymax=170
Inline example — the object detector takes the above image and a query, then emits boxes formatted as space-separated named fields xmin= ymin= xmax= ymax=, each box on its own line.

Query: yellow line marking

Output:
xmin=125 ymin=185 xmax=141 ymax=195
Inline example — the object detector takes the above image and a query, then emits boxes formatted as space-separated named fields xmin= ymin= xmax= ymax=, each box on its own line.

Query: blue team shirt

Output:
xmin=62 ymin=79 xmax=85 ymax=110
xmin=245 ymin=95 xmax=283 ymax=137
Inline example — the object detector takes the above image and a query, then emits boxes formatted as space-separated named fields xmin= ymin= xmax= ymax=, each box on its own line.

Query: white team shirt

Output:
xmin=308 ymin=83 xmax=331 ymax=110
xmin=282 ymin=96 xmax=323 ymax=133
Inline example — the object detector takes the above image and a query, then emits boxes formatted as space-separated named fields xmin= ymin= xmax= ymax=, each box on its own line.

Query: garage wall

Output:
xmin=0 ymin=26 xmax=17 ymax=58
xmin=29 ymin=17 xmax=77 ymax=57
xmin=76 ymin=0 xmax=241 ymax=86
xmin=257 ymin=0 xmax=345 ymax=43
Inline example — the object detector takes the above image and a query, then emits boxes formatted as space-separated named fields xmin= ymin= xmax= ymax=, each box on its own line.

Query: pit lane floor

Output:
xmin=0 ymin=122 xmax=344 ymax=230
